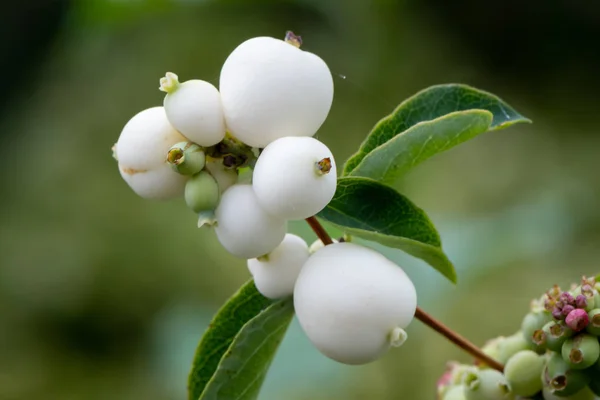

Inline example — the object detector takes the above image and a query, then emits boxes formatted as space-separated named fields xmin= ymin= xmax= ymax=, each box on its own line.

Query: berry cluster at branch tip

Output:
xmin=437 ymin=275 xmax=600 ymax=400
xmin=112 ymin=32 xmax=418 ymax=365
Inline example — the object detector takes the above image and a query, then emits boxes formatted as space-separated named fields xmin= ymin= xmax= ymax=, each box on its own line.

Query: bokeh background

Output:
xmin=2 ymin=0 xmax=600 ymax=399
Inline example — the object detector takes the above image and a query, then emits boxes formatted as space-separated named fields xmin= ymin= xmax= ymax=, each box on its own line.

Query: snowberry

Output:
xmin=247 ymin=234 xmax=309 ymax=299
xmin=214 ymin=184 xmax=286 ymax=259
xmin=503 ymin=350 xmax=544 ymax=397
xmin=160 ymin=72 xmax=226 ymax=146
xmin=252 ymin=137 xmax=337 ymax=220
xmin=219 ymin=33 xmax=334 ymax=148
xmin=462 ymin=369 xmax=513 ymax=400
xmin=293 ymin=242 xmax=417 ymax=365
xmin=308 ymin=238 xmax=338 ymax=254
xmin=114 ymin=107 xmax=188 ymax=199
xmin=204 ymin=159 xmax=238 ymax=194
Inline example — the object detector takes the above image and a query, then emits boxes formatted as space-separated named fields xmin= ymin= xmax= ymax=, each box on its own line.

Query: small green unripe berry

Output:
xmin=542 ymin=321 xmax=575 ymax=352
xmin=561 ymin=333 xmax=600 ymax=370
xmin=167 ymin=142 xmax=206 ymax=175
xmin=443 ymin=385 xmax=467 ymax=400
xmin=542 ymin=385 xmax=597 ymax=400
xmin=542 ymin=352 xmax=591 ymax=397
xmin=463 ymin=369 xmax=514 ymax=400
xmin=184 ymin=171 xmax=220 ymax=213
xmin=504 ymin=350 xmax=544 ymax=397
xmin=498 ymin=332 xmax=534 ymax=364
xmin=585 ymin=309 xmax=600 ymax=336
xmin=589 ymin=356 xmax=600 ymax=396
xmin=480 ymin=337 xmax=503 ymax=367
xmin=522 ymin=311 xmax=552 ymax=352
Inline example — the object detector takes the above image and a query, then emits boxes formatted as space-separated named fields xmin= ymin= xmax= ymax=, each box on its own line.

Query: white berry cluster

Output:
xmin=113 ymin=31 xmax=336 ymax=247
xmin=112 ymin=32 xmax=418 ymax=365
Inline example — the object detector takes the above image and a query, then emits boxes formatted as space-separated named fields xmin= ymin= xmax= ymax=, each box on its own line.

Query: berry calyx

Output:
xmin=543 ymin=352 xmax=590 ymax=396
xmin=561 ymin=333 xmax=600 ymax=370
xmin=167 ymin=142 xmax=206 ymax=175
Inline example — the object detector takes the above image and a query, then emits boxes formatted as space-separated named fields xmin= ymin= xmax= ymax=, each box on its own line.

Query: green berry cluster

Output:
xmin=437 ymin=275 xmax=600 ymax=400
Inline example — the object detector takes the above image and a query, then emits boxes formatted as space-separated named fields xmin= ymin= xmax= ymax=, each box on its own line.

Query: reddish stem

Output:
xmin=304 ymin=215 xmax=504 ymax=372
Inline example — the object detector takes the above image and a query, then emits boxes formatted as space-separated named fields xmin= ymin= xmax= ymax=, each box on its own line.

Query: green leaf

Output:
xmin=199 ymin=299 xmax=294 ymax=400
xmin=343 ymin=83 xmax=531 ymax=175
xmin=188 ymin=280 xmax=272 ymax=400
xmin=349 ymin=110 xmax=493 ymax=185
xmin=317 ymin=176 xmax=456 ymax=282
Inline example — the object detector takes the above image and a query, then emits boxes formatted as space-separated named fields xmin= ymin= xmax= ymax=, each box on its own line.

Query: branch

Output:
xmin=304 ymin=215 xmax=504 ymax=372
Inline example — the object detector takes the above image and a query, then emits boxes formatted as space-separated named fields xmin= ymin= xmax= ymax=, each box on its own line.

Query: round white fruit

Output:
xmin=219 ymin=36 xmax=334 ymax=148
xmin=308 ymin=238 xmax=338 ymax=254
xmin=115 ymin=106 xmax=188 ymax=199
xmin=214 ymin=184 xmax=287 ymax=259
xmin=162 ymin=77 xmax=226 ymax=146
xmin=252 ymin=137 xmax=337 ymax=220
xmin=247 ymin=234 xmax=309 ymax=299
xmin=293 ymin=242 xmax=417 ymax=365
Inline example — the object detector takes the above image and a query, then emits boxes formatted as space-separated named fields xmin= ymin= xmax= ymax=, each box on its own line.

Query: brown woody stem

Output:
xmin=304 ymin=215 xmax=505 ymax=373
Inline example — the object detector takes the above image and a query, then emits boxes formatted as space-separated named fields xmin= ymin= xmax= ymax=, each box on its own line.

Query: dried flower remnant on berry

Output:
xmin=316 ymin=157 xmax=332 ymax=175
xmin=284 ymin=31 xmax=303 ymax=48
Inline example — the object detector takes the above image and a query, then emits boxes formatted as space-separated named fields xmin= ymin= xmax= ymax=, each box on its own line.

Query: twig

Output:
xmin=414 ymin=307 xmax=504 ymax=372
xmin=304 ymin=215 xmax=504 ymax=372
xmin=305 ymin=216 xmax=333 ymax=245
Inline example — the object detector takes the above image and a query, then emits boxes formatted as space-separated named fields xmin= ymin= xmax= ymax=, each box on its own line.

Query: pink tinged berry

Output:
xmin=565 ymin=309 xmax=589 ymax=332
xmin=552 ymin=307 xmax=564 ymax=320
xmin=582 ymin=284 xmax=594 ymax=297
xmin=575 ymin=294 xmax=588 ymax=309
xmin=561 ymin=292 xmax=575 ymax=305
xmin=562 ymin=305 xmax=575 ymax=317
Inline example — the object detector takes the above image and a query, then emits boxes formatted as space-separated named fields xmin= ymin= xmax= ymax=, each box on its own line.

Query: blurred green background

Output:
xmin=2 ymin=0 xmax=600 ymax=399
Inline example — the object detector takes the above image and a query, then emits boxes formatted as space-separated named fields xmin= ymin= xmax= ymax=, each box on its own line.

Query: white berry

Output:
xmin=219 ymin=35 xmax=334 ymax=148
xmin=293 ymin=242 xmax=417 ymax=365
xmin=160 ymin=73 xmax=226 ymax=146
xmin=252 ymin=137 xmax=337 ymax=220
xmin=214 ymin=184 xmax=287 ymax=259
xmin=308 ymin=238 xmax=338 ymax=254
xmin=247 ymin=234 xmax=309 ymax=299
xmin=115 ymin=107 xmax=188 ymax=199
xmin=204 ymin=159 xmax=238 ymax=194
